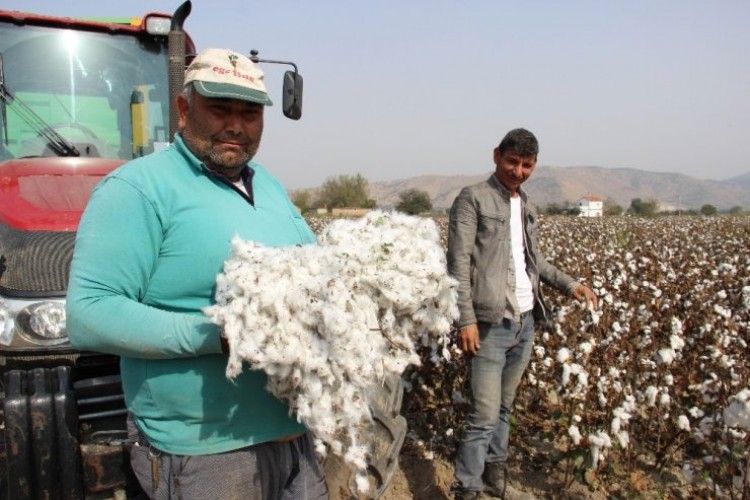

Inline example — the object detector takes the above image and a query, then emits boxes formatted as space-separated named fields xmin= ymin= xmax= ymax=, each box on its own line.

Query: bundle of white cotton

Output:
xmin=204 ymin=210 xmax=458 ymax=493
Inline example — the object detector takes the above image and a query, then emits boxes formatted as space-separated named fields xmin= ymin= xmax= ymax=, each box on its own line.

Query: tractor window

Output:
xmin=0 ymin=22 xmax=169 ymax=159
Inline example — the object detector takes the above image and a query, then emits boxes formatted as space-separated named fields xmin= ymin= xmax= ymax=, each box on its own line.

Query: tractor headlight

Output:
xmin=20 ymin=302 xmax=68 ymax=345
xmin=0 ymin=298 xmax=69 ymax=347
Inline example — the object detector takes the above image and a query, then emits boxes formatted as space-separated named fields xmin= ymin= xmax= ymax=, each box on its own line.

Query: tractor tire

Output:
xmin=0 ymin=419 xmax=7 ymax=500
xmin=324 ymin=373 xmax=407 ymax=499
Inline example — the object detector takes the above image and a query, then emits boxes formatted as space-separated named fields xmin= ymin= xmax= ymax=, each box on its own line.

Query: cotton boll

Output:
xmin=315 ymin=439 xmax=328 ymax=457
xmin=264 ymin=363 xmax=292 ymax=380
xmin=568 ymin=425 xmax=582 ymax=445
xmin=659 ymin=392 xmax=671 ymax=407
xmin=344 ymin=442 xmax=370 ymax=471
xmin=677 ymin=415 xmax=691 ymax=431
xmin=205 ymin=211 xmax=459 ymax=491
xmin=645 ymin=386 xmax=659 ymax=407
xmin=557 ymin=348 xmax=572 ymax=363
xmin=611 ymin=416 xmax=622 ymax=435
xmin=656 ymin=348 xmax=675 ymax=365
xmin=579 ymin=342 xmax=594 ymax=355
xmin=328 ymin=439 xmax=344 ymax=456
xmin=723 ymin=389 xmax=750 ymax=430
xmin=561 ymin=363 xmax=572 ymax=387
xmin=441 ymin=346 xmax=451 ymax=361
xmin=302 ymin=376 xmax=324 ymax=402
xmin=670 ymin=334 xmax=686 ymax=350
xmin=728 ymin=428 xmax=747 ymax=440
xmin=355 ymin=473 xmax=371 ymax=494
xmin=616 ymin=430 xmax=630 ymax=448
xmin=588 ymin=431 xmax=612 ymax=466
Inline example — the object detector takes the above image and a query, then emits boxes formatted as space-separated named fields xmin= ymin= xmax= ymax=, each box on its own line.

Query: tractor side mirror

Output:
xmin=282 ymin=70 xmax=303 ymax=120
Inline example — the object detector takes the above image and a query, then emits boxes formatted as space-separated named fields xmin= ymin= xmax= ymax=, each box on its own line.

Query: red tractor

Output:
xmin=0 ymin=3 xmax=304 ymax=497
xmin=0 ymin=2 xmax=404 ymax=498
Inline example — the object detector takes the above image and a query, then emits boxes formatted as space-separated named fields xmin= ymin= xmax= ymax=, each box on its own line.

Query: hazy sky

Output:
xmin=5 ymin=1 xmax=749 ymax=188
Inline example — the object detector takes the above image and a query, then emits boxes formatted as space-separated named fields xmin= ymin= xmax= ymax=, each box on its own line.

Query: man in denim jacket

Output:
xmin=448 ymin=128 xmax=597 ymax=499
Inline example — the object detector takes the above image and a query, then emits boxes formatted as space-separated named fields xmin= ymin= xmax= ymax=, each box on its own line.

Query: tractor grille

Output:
xmin=0 ymin=222 xmax=75 ymax=298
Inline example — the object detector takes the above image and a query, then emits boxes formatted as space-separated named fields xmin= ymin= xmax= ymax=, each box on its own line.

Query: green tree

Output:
xmin=543 ymin=202 xmax=566 ymax=215
xmin=603 ymin=198 xmax=624 ymax=216
xmin=290 ymin=189 xmax=313 ymax=214
xmin=728 ymin=205 xmax=743 ymax=214
xmin=700 ymin=203 xmax=718 ymax=216
xmin=396 ymin=189 xmax=432 ymax=215
xmin=543 ymin=201 xmax=578 ymax=215
xmin=316 ymin=174 xmax=376 ymax=209
xmin=628 ymin=197 xmax=659 ymax=216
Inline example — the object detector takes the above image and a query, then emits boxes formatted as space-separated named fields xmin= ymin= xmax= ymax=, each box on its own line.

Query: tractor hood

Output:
xmin=0 ymin=157 xmax=123 ymax=297
xmin=0 ymin=157 xmax=123 ymax=232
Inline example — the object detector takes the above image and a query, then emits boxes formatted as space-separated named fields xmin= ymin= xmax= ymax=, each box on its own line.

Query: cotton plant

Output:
xmin=521 ymin=215 xmax=750 ymax=495
xmin=204 ymin=210 xmax=458 ymax=493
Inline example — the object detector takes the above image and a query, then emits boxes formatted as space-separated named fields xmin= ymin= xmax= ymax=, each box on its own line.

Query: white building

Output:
xmin=578 ymin=196 xmax=603 ymax=217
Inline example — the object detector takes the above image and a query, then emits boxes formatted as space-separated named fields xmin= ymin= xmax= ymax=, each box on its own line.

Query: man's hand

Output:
xmin=219 ymin=325 xmax=230 ymax=354
xmin=572 ymin=284 xmax=599 ymax=310
xmin=457 ymin=323 xmax=481 ymax=354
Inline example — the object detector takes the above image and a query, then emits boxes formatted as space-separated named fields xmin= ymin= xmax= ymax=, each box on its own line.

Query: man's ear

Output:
xmin=493 ymin=147 xmax=501 ymax=165
xmin=176 ymin=94 xmax=189 ymax=130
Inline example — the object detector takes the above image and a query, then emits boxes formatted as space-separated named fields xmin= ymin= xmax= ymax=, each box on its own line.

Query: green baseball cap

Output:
xmin=184 ymin=48 xmax=273 ymax=106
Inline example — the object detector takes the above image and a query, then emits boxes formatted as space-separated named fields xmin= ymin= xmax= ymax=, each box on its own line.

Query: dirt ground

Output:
xmin=357 ymin=444 xmax=610 ymax=500
xmin=326 ymin=427 xmax=693 ymax=499
xmin=378 ymin=452 xmax=454 ymax=500
xmin=379 ymin=458 xmax=605 ymax=500
xmin=374 ymin=447 xmax=692 ymax=500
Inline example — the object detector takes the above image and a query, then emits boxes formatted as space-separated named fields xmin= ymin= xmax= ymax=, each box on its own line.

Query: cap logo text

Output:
xmin=212 ymin=66 xmax=257 ymax=83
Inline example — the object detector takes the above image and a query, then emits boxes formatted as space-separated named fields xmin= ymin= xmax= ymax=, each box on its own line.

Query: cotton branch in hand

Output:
xmin=204 ymin=210 xmax=459 ymax=493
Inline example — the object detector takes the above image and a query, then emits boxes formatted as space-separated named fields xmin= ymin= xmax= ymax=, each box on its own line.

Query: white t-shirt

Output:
xmin=510 ymin=196 xmax=534 ymax=312
xmin=233 ymin=179 xmax=249 ymax=196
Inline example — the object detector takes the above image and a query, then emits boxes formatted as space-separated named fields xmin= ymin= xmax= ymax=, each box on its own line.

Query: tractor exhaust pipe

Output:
xmin=168 ymin=0 xmax=192 ymax=142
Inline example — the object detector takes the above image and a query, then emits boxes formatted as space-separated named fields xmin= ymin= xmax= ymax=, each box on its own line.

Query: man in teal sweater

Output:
xmin=67 ymin=48 xmax=327 ymax=499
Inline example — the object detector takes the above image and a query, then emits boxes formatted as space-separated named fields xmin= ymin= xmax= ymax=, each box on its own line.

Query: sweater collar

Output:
xmin=172 ymin=133 xmax=256 ymax=205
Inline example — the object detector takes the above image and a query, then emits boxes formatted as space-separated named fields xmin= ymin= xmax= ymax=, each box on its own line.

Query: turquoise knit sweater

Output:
xmin=67 ymin=134 xmax=316 ymax=454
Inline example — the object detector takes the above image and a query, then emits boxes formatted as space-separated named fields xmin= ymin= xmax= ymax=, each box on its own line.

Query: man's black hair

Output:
xmin=498 ymin=128 xmax=538 ymax=157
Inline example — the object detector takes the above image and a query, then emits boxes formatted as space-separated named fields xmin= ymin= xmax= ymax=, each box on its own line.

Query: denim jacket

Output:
xmin=447 ymin=174 xmax=580 ymax=328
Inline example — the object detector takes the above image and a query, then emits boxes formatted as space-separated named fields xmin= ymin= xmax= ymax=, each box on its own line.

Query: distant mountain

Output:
xmin=726 ymin=172 xmax=750 ymax=187
xmin=366 ymin=166 xmax=750 ymax=211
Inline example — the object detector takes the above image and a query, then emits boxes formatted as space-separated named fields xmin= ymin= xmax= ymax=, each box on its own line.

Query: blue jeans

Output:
xmin=454 ymin=313 xmax=536 ymax=492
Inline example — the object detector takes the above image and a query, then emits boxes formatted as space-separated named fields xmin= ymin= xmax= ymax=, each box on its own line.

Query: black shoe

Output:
xmin=452 ymin=491 xmax=480 ymax=500
xmin=482 ymin=462 xmax=535 ymax=500
xmin=450 ymin=482 xmax=481 ymax=500
xmin=482 ymin=462 xmax=507 ymax=498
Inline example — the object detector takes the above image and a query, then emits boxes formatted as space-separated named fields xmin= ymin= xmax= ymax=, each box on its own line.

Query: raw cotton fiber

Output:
xmin=204 ymin=210 xmax=458 ymax=492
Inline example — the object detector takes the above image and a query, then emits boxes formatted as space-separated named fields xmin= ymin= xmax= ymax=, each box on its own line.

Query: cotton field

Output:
xmin=309 ymin=214 xmax=750 ymax=497
xmin=530 ymin=215 xmax=749 ymax=496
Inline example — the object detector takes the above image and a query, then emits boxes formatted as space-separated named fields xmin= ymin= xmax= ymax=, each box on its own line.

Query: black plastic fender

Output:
xmin=2 ymin=366 xmax=83 ymax=499
xmin=324 ymin=373 xmax=407 ymax=499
